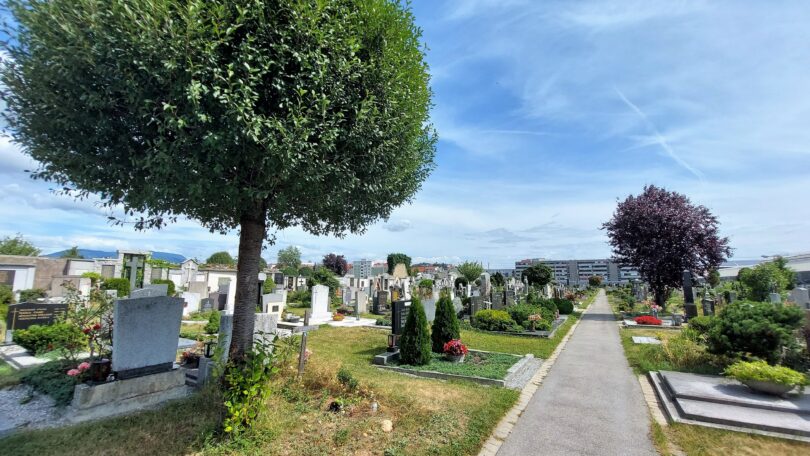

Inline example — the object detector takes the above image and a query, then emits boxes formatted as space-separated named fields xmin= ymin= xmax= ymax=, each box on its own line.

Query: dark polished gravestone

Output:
xmin=373 ymin=290 xmax=390 ymax=315
xmin=391 ymin=299 xmax=411 ymax=336
xmin=5 ymin=302 xmax=68 ymax=331
xmin=682 ymin=270 xmax=698 ymax=319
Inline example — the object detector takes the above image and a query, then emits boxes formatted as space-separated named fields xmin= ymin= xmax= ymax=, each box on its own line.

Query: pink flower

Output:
xmin=304 ymin=349 xmax=313 ymax=360
xmin=78 ymin=362 xmax=91 ymax=372
xmin=67 ymin=369 xmax=80 ymax=377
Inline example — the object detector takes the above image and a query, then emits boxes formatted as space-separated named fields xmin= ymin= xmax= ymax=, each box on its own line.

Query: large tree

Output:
xmin=456 ymin=261 xmax=484 ymax=283
xmin=322 ymin=253 xmax=348 ymax=276
xmin=522 ymin=264 xmax=553 ymax=288
xmin=276 ymin=247 xmax=302 ymax=270
xmin=2 ymin=0 xmax=436 ymax=360
xmin=602 ymin=185 xmax=731 ymax=308
xmin=205 ymin=251 xmax=236 ymax=266
xmin=0 ymin=234 xmax=40 ymax=256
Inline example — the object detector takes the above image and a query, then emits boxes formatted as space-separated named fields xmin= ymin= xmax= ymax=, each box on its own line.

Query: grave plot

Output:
xmin=467 ymin=296 xmax=577 ymax=339
xmin=650 ymin=370 xmax=810 ymax=442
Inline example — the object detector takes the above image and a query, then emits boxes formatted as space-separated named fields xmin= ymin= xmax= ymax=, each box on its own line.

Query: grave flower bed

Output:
xmin=634 ymin=315 xmax=662 ymax=326
xmin=395 ymin=350 xmax=520 ymax=380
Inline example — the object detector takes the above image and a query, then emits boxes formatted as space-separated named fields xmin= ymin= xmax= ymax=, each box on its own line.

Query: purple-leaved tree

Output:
xmin=602 ymin=185 xmax=731 ymax=308
xmin=322 ymin=253 xmax=348 ymax=277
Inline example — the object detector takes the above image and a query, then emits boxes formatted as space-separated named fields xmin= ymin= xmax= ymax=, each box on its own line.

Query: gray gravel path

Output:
xmin=498 ymin=290 xmax=656 ymax=456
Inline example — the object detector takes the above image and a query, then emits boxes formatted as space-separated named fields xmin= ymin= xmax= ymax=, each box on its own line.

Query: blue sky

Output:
xmin=1 ymin=0 xmax=810 ymax=268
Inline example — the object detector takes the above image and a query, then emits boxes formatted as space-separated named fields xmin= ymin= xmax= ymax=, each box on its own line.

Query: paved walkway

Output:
xmin=498 ymin=290 xmax=656 ymax=456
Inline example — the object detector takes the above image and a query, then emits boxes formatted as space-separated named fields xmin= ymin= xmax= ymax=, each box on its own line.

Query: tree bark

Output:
xmin=229 ymin=213 xmax=266 ymax=361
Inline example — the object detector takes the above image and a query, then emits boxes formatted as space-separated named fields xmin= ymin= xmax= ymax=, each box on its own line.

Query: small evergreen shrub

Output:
xmin=18 ymin=288 xmax=47 ymax=302
xmin=336 ymin=366 xmax=359 ymax=392
xmin=101 ymin=277 xmax=130 ymax=297
xmin=13 ymin=323 xmax=86 ymax=355
xmin=473 ymin=309 xmax=517 ymax=332
xmin=687 ymin=315 xmax=715 ymax=335
xmin=21 ymin=359 xmax=79 ymax=406
xmin=707 ymin=301 xmax=805 ymax=364
xmin=553 ymin=298 xmax=574 ymax=314
xmin=539 ymin=299 xmax=557 ymax=314
xmin=431 ymin=294 xmax=460 ymax=353
xmin=150 ymin=279 xmax=175 ymax=296
xmin=204 ymin=311 xmax=221 ymax=334
xmin=399 ymin=297 xmax=431 ymax=366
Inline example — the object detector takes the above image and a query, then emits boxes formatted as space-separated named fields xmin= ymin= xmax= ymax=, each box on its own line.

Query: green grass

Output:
xmin=0 ymin=325 xmax=521 ymax=456
xmin=665 ymin=422 xmax=810 ymax=455
xmin=0 ymin=359 xmax=25 ymax=389
xmin=396 ymin=351 xmax=520 ymax=380
xmin=619 ymin=328 xmax=723 ymax=376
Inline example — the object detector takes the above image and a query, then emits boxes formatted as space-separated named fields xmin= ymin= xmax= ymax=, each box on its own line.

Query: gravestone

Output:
xmin=200 ymin=298 xmax=214 ymax=312
xmin=701 ymin=298 xmax=715 ymax=316
xmin=391 ymin=300 xmax=411 ymax=336
xmin=789 ymin=288 xmax=810 ymax=309
xmin=130 ymin=283 xmax=169 ymax=298
xmin=479 ymin=272 xmax=491 ymax=297
xmin=505 ymin=290 xmax=516 ymax=307
xmin=342 ymin=288 xmax=352 ymax=307
xmin=6 ymin=302 xmax=68 ymax=331
xmin=356 ymin=290 xmax=368 ymax=314
xmin=769 ymin=293 xmax=781 ymax=304
xmin=112 ymin=296 xmax=184 ymax=379
xmin=261 ymin=291 xmax=286 ymax=314
xmin=470 ymin=296 xmax=484 ymax=321
xmin=310 ymin=284 xmax=330 ymax=320
xmin=373 ymin=290 xmax=389 ymax=314
xmin=208 ymin=291 xmax=224 ymax=311
xmin=188 ymin=281 xmax=208 ymax=296
xmin=491 ymin=291 xmax=505 ymax=310
xmin=727 ymin=291 xmax=737 ymax=303
xmin=105 ymin=289 xmax=118 ymax=299
xmin=181 ymin=291 xmax=201 ymax=314
xmin=682 ymin=271 xmax=698 ymax=319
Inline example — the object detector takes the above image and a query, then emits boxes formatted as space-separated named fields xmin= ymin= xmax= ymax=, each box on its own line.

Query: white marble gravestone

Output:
xmin=356 ymin=290 xmax=368 ymax=313
xmin=311 ymin=284 xmax=331 ymax=320
xmin=181 ymin=291 xmax=201 ymax=315
xmin=112 ymin=296 xmax=183 ymax=379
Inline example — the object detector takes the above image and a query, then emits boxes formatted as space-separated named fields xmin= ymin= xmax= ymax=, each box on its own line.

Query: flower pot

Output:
xmin=90 ymin=359 xmax=111 ymax=383
xmin=445 ymin=354 xmax=465 ymax=363
xmin=742 ymin=380 xmax=795 ymax=396
xmin=184 ymin=357 xmax=200 ymax=369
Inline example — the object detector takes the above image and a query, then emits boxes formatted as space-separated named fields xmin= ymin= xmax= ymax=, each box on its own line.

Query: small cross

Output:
xmin=128 ymin=256 xmax=142 ymax=291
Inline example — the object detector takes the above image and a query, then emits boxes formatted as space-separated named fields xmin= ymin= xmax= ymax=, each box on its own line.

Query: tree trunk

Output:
xmin=229 ymin=213 xmax=266 ymax=361
xmin=654 ymin=287 xmax=668 ymax=310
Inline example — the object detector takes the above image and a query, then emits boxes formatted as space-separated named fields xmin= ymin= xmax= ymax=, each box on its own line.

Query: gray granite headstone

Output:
xmin=200 ymin=298 xmax=214 ymax=312
xmin=491 ymin=291 xmax=505 ymax=310
xmin=112 ymin=296 xmax=183 ymax=379
xmin=789 ymin=288 xmax=809 ymax=309
xmin=217 ymin=313 xmax=278 ymax=362
xmin=130 ymin=284 xmax=169 ymax=298
xmin=188 ymin=281 xmax=208 ymax=296
xmin=470 ymin=296 xmax=484 ymax=319
xmin=505 ymin=290 xmax=516 ymax=307
xmin=769 ymin=292 xmax=782 ymax=304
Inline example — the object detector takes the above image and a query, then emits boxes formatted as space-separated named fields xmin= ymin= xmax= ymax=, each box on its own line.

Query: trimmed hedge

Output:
xmin=473 ymin=309 xmax=516 ymax=332
xmin=150 ymin=279 xmax=175 ymax=296
xmin=13 ymin=323 xmax=86 ymax=355
xmin=553 ymin=298 xmax=574 ymax=314
xmin=101 ymin=277 xmax=130 ymax=297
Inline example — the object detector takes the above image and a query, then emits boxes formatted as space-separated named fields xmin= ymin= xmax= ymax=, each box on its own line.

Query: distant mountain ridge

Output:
xmin=45 ymin=249 xmax=185 ymax=264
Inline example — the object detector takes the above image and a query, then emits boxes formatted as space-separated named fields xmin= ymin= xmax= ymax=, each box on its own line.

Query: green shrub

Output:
xmin=262 ymin=279 xmax=276 ymax=294
xmin=18 ymin=288 xmax=47 ymax=302
xmin=431 ymin=295 xmax=460 ymax=353
xmin=539 ymin=299 xmax=557 ymax=314
xmin=101 ymin=277 xmax=130 ymax=297
xmin=725 ymin=360 xmax=808 ymax=391
xmin=473 ymin=309 xmax=516 ymax=332
xmin=687 ymin=315 xmax=715 ymax=335
xmin=553 ymin=298 xmax=574 ymax=314
xmin=287 ymin=289 xmax=311 ymax=306
xmin=399 ymin=297 xmax=431 ymax=366
xmin=204 ymin=311 xmax=221 ymax=334
xmin=506 ymin=303 xmax=540 ymax=328
xmin=336 ymin=366 xmax=359 ymax=392
xmin=706 ymin=301 xmax=805 ymax=364
xmin=0 ymin=284 xmax=13 ymax=306
xmin=13 ymin=323 xmax=86 ymax=355
xmin=150 ymin=279 xmax=175 ymax=296
xmin=20 ymin=359 xmax=79 ymax=406
xmin=223 ymin=335 xmax=277 ymax=435
xmin=661 ymin=333 xmax=714 ymax=370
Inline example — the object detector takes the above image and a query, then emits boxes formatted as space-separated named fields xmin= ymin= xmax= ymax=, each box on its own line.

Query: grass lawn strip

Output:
xmin=394 ymin=351 xmax=521 ymax=380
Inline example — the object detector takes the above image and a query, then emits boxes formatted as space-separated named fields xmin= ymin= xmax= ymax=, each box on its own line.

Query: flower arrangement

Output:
xmin=67 ymin=361 xmax=91 ymax=377
xmin=181 ymin=350 xmax=201 ymax=367
xmin=634 ymin=315 xmax=662 ymax=326
xmin=443 ymin=339 xmax=468 ymax=357
xmin=332 ymin=312 xmax=345 ymax=321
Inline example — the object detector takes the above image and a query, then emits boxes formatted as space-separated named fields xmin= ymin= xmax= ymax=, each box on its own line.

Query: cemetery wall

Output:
xmin=0 ymin=255 xmax=70 ymax=291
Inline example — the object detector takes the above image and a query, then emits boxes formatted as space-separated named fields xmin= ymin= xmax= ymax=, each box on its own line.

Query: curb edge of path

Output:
xmin=477 ymin=291 xmax=600 ymax=456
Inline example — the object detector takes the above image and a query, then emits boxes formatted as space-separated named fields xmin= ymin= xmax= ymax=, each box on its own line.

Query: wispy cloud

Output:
xmin=613 ymin=87 xmax=704 ymax=180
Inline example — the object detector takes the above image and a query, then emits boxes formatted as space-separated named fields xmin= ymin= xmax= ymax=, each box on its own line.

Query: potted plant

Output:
xmin=332 ymin=312 xmax=345 ymax=321
xmin=443 ymin=339 xmax=468 ymax=363
xmin=725 ymin=360 xmax=808 ymax=396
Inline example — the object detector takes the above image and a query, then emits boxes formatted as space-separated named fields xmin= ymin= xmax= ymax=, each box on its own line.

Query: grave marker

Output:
xmin=5 ymin=302 xmax=68 ymax=331
xmin=682 ymin=270 xmax=698 ymax=319
xmin=112 ymin=296 xmax=184 ymax=379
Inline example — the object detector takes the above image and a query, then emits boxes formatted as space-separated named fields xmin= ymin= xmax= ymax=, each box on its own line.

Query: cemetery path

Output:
xmin=497 ymin=290 xmax=657 ymax=456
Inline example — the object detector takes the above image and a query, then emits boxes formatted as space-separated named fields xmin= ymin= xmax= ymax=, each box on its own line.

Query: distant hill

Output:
xmin=45 ymin=249 xmax=185 ymax=264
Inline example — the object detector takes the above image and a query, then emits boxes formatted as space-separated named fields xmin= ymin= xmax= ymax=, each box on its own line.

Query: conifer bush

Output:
xmin=431 ymin=294 xmax=460 ymax=353
xmin=399 ymin=297 xmax=431 ymax=365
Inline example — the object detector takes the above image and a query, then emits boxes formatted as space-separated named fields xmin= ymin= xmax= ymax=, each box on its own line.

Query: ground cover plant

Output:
xmin=634 ymin=315 xmax=662 ymax=326
xmin=724 ymin=360 xmax=808 ymax=392
xmin=619 ymin=329 xmax=724 ymax=376
xmin=396 ymin=351 xmax=520 ymax=380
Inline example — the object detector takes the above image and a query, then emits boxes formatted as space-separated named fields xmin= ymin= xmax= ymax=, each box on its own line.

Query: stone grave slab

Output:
xmin=112 ymin=296 xmax=183 ymax=379
xmin=130 ymin=284 xmax=169 ymax=298
xmin=632 ymin=336 xmax=661 ymax=345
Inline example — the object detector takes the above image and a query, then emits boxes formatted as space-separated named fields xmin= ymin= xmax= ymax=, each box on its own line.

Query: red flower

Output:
xmin=634 ymin=315 xmax=662 ymax=326
xmin=443 ymin=339 xmax=469 ymax=356
xmin=93 ymin=323 xmax=102 ymax=330
xmin=82 ymin=327 xmax=91 ymax=334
